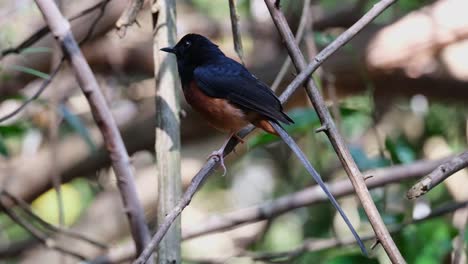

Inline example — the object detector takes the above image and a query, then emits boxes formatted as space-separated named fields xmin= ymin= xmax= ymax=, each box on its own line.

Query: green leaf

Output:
xmin=60 ymin=104 xmax=96 ymax=152
xmin=0 ymin=136 xmax=8 ymax=157
xmin=350 ymin=146 xmax=390 ymax=171
xmin=385 ymin=137 xmax=416 ymax=164
xmin=0 ymin=124 xmax=27 ymax=136
xmin=9 ymin=65 xmax=50 ymax=79
xmin=248 ymin=108 xmax=320 ymax=148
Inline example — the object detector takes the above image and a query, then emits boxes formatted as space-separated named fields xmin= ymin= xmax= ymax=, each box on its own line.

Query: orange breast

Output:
xmin=184 ymin=81 xmax=249 ymax=132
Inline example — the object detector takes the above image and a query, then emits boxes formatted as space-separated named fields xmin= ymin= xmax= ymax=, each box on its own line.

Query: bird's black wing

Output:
xmin=193 ymin=59 xmax=293 ymax=124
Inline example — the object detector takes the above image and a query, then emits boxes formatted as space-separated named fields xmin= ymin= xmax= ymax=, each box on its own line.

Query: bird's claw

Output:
xmin=208 ymin=150 xmax=227 ymax=176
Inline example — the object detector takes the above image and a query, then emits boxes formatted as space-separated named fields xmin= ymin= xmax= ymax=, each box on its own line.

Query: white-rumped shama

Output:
xmin=161 ymin=33 xmax=367 ymax=255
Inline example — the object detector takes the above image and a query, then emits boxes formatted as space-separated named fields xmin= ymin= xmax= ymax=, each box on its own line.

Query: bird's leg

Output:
xmin=208 ymin=132 xmax=238 ymax=176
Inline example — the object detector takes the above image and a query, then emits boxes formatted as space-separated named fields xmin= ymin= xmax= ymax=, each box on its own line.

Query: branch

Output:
xmin=407 ymin=151 xmax=468 ymax=199
xmin=263 ymin=0 xmax=404 ymax=262
xmin=33 ymin=0 xmax=151 ymax=257
xmin=228 ymin=0 xmax=245 ymax=64
xmin=135 ymin=0 xmax=404 ymax=262
xmin=115 ymin=0 xmax=144 ymax=37
xmin=182 ymin=156 xmax=452 ymax=239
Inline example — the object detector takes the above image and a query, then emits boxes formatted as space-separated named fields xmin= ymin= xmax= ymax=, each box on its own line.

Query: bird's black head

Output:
xmin=160 ymin=33 xmax=225 ymax=66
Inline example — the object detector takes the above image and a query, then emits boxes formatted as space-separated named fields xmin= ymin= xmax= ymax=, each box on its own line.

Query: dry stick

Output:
xmin=0 ymin=190 xmax=107 ymax=249
xmin=0 ymin=198 xmax=86 ymax=260
xmin=116 ymin=0 xmax=145 ymax=37
xmin=407 ymin=151 xmax=468 ymax=199
xmin=270 ymin=0 xmax=310 ymax=91
xmin=0 ymin=0 xmax=112 ymax=58
xmin=0 ymin=0 xmax=111 ymax=123
xmin=152 ymin=0 xmax=181 ymax=263
xmin=33 ymin=0 xmax=151 ymax=257
xmin=228 ymin=0 xmax=245 ymax=65
xmin=263 ymin=0 xmax=405 ymax=263
xmin=134 ymin=0 xmax=402 ymax=262
xmin=183 ymin=156 xmax=451 ymax=239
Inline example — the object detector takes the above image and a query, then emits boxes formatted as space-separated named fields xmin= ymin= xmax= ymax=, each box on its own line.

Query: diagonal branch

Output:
xmin=263 ymin=0 xmax=404 ymax=262
xmin=33 ymin=0 xmax=151 ymax=257
xmin=407 ymin=151 xmax=468 ymax=199
xmin=134 ymin=1 xmax=400 ymax=262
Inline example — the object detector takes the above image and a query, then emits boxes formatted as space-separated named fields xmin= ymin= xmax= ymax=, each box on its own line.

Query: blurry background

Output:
xmin=0 ymin=0 xmax=467 ymax=263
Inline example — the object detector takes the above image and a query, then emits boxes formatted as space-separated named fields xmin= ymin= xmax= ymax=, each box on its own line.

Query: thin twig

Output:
xmin=0 ymin=0 xmax=111 ymax=123
xmin=183 ymin=156 xmax=451 ymax=239
xmin=263 ymin=0 xmax=404 ymax=262
xmin=0 ymin=58 xmax=64 ymax=123
xmin=116 ymin=0 xmax=144 ymax=37
xmin=407 ymin=151 xmax=468 ymax=199
xmin=0 ymin=197 xmax=87 ymax=260
xmin=228 ymin=0 xmax=245 ymax=64
xmin=135 ymin=0 xmax=403 ymax=262
xmin=34 ymin=0 xmax=151 ymax=257
xmin=270 ymin=0 xmax=310 ymax=91
xmin=1 ymin=190 xmax=107 ymax=249
xmin=0 ymin=0 xmax=112 ymax=58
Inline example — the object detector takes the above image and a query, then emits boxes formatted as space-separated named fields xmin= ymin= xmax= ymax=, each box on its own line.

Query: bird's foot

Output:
xmin=208 ymin=150 xmax=227 ymax=176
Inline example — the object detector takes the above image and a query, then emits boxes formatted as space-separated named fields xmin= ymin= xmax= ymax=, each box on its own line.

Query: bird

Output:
xmin=161 ymin=33 xmax=367 ymax=255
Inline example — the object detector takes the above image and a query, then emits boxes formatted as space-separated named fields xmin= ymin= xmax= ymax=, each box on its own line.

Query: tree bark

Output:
xmin=152 ymin=0 xmax=182 ymax=263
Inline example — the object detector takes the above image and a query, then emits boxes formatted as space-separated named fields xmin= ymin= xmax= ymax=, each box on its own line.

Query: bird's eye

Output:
xmin=184 ymin=40 xmax=191 ymax=48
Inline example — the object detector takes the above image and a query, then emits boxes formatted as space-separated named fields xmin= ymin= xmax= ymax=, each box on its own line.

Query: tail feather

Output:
xmin=269 ymin=121 xmax=368 ymax=256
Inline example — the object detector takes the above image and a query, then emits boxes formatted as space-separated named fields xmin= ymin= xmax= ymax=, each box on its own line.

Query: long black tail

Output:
xmin=269 ymin=121 xmax=368 ymax=256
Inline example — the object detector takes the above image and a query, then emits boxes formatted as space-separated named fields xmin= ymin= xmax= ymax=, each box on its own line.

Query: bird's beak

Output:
xmin=160 ymin=47 xmax=175 ymax=54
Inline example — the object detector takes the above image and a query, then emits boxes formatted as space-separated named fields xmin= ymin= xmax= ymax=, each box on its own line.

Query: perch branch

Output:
xmin=263 ymin=0 xmax=404 ymax=262
xmin=33 ymin=0 xmax=151 ymax=256
xmin=407 ymin=151 xmax=468 ymax=199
